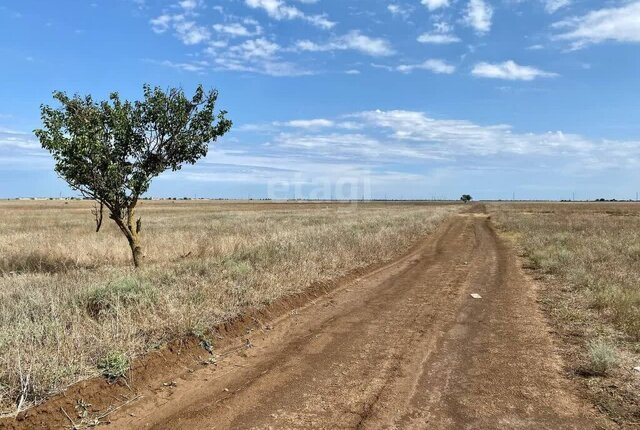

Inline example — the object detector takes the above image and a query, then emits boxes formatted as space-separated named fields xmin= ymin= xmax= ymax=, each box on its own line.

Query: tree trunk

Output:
xmin=126 ymin=205 xmax=143 ymax=268
xmin=129 ymin=237 xmax=143 ymax=268
xmin=92 ymin=201 xmax=104 ymax=232
xmin=109 ymin=201 xmax=144 ymax=268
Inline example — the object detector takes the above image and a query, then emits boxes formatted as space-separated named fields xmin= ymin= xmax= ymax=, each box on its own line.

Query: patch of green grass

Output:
xmin=98 ymin=351 xmax=129 ymax=380
xmin=84 ymin=276 xmax=157 ymax=318
xmin=223 ymin=257 xmax=253 ymax=279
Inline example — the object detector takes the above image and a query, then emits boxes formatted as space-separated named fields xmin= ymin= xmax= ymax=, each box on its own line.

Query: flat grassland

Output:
xmin=490 ymin=203 xmax=640 ymax=426
xmin=0 ymin=200 xmax=458 ymax=414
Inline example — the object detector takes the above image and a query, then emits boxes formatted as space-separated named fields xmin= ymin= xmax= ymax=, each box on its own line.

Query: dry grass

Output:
xmin=0 ymin=200 xmax=458 ymax=414
xmin=490 ymin=202 xmax=640 ymax=426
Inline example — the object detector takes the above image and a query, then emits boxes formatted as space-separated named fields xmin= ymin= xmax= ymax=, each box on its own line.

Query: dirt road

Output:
xmin=99 ymin=212 xmax=596 ymax=428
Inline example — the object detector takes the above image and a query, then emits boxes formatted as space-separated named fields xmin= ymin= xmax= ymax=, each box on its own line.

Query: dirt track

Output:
xmin=90 ymin=210 xmax=595 ymax=429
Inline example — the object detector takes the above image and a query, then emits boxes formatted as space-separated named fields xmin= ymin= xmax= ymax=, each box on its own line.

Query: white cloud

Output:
xmin=178 ymin=0 xmax=199 ymax=10
xmin=417 ymin=32 xmax=460 ymax=44
xmin=173 ymin=19 xmax=210 ymax=44
xmin=245 ymin=0 xmax=335 ymax=29
xmin=471 ymin=61 xmax=558 ymax=80
xmin=213 ymin=22 xmax=262 ymax=37
xmin=418 ymin=21 xmax=460 ymax=43
xmin=388 ymin=4 xmax=411 ymax=19
xmin=554 ymin=2 xmax=640 ymax=49
xmin=296 ymin=31 xmax=395 ymax=56
xmin=0 ymin=128 xmax=40 ymax=150
xmin=207 ymin=38 xmax=311 ymax=76
xmin=343 ymin=110 xmax=617 ymax=162
xmin=396 ymin=59 xmax=456 ymax=74
xmin=231 ymin=38 xmax=280 ymax=59
xmin=150 ymin=12 xmax=210 ymax=45
xmin=158 ymin=59 xmax=209 ymax=72
xmin=284 ymin=119 xmax=334 ymax=128
xmin=463 ymin=0 xmax=493 ymax=34
xmin=544 ymin=0 xmax=570 ymax=14
xmin=150 ymin=14 xmax=172 ymax=33
xmin=236 ymin=110 xmax=640 ymax=174
xmin=421 ymin=0 xmax=449 ymax=11
xmin=305 ymin=15 xmax=335 ymax=29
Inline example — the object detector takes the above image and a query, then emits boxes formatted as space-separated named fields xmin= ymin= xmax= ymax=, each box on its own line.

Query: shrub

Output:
xmin=586 ymin=339 xmax=617 ymax=375
xmin=98 ymin=351 xmax=129 ymax=380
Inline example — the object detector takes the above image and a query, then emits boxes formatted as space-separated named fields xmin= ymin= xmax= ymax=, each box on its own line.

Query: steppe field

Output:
xmin=1 ymin=200 xmax=638 ymax=429
xmin=489 ymin=202 xmax=640 ymax=426
xmin=0 ymin=200 xmax=458 ymax=416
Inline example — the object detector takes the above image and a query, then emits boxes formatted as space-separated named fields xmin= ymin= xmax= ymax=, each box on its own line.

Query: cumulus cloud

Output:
xmin=296 ymin=31 xmax=395 ymax=56
xmin=421 ymin=0 xmax=449 ymax=11
xmin=150 ymin=14 xmax=172 ymax=33
xmin=396 ymin=59 xmax=456 ymax=74
xmin=417 ymin=33 xmax=460 ymax=44
xmin=387 ymin=4 xmax=411 ymax=19
xmin=553 ymin=1 xmax=640 ymax=49
xmin=471 ymin=61 xmax=558 ymax=80
xmin=463 ymin=0 xmax=493 ymax=34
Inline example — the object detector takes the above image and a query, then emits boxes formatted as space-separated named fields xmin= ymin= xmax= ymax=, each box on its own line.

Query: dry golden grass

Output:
xmin=0 ymin=200 xmax=458 ymax=414
xmin=489 ymin=202 xmax=640 ymax=426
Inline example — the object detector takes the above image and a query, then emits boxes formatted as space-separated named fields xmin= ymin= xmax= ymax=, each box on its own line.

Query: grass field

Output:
xmin=0 ymin=200 xmax=458 ymax=414
xmin=490 ymin=202 xmax=640 ymax=426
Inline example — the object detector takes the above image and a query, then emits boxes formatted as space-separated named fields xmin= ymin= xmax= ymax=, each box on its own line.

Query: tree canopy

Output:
xmin=35 ymin=84 xmax=232 ymax=266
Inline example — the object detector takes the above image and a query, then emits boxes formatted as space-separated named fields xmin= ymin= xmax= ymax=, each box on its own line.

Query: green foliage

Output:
xmin=98 ymin=351 xmax=129 ymax=380
xmin=35 ymin=84 xmax=231 ymax=266
xmin=460 ymin=194 xmax=473 ymax=203
xmin=35 ymin=84 xmax=231 ymax=211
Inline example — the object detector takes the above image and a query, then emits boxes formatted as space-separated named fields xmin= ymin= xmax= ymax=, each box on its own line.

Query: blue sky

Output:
xmin=0 ymin=0 xmax=639 ymax=200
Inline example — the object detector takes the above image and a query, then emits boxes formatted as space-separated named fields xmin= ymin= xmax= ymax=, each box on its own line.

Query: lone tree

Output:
xmin=36 ymin=85 xmax=232 ymax=267
xmin=460 ymin=194 xmax=473 ymax=203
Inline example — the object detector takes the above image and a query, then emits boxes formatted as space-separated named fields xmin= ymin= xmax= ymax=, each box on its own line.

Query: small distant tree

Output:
xmin=460 ymin=194 xmax=473 ymax=203
xmin=35 ymin=84 xmax=232 ymax=267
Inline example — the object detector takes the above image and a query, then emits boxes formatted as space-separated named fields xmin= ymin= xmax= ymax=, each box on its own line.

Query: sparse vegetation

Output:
xmin=490 ymin=202 xmax=640 ymax=426
xmin=0 ymin=200 xmax=458 ymax=414
xmin=84 ymin=276 xmax=157 ymax=319
xmin=586 ymin=339 xmax=617 ymax=376
xmin=98 ymin=351 xmax=129 ymax=381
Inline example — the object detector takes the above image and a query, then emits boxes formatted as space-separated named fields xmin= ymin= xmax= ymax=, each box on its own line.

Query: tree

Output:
xmin=35 ymin=84 xmax=232 ymax=267
xmin=460 ymin=194 xmax=473 ymax=203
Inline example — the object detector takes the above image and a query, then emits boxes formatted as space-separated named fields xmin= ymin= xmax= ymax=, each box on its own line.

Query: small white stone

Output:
xmin=470 ymin=293 xmax=482 ymax=299
xmin=633 ymin=366 xmax=640 ymax=373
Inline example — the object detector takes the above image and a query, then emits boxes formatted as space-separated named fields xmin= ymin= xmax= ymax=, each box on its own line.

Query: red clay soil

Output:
xmin=1 ymin=210 xmax=605 ymax=429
